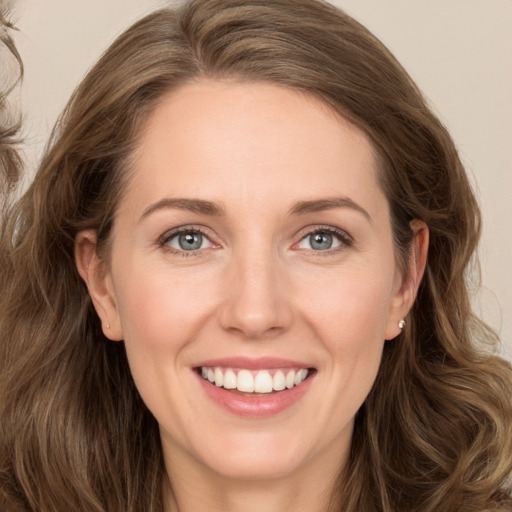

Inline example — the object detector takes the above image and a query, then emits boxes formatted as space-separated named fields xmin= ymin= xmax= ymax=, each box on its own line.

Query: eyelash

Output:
xmin=158 ymin=226 xmax=215 ymax=258
xmin=158 ymin=225 xmax=353 ymax=257
xmin=294 ymin=226 xmax=353 ymax=254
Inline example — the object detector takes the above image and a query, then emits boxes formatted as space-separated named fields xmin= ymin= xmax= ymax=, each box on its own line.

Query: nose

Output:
xmin=218 ymin=249 xmax=293 ymax=339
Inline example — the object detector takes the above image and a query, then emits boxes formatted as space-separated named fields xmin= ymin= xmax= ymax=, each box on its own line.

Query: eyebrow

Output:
xmin=140 ymin=198 xmax=226 ymax=221
xmin=289 ymin=197 xmax=372 ymax=224
xmin=139 ymin=195 xmax=371 ymax=224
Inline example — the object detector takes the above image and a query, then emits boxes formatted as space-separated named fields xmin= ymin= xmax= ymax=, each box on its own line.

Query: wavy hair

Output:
xmin=0 ymin=7 xmax=23 ymax=198
xmin=1 ymin=1 xmax=511 ymax=510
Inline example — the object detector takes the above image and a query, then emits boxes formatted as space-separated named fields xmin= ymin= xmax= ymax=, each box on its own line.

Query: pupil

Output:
xmin=311 ymin=232 xmax=332 ymax=250
xmin=179 ymin=232 xmax=202 ymax=250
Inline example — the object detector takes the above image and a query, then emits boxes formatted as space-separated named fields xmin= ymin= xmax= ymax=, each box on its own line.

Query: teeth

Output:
xmin=285 ymin=370 xmax=295 ymax=389
xmin=254 ymin=371 xmax=273 ymax=393
xmin=237 ymin=370 xmax=254 ymax=392
xmin=223 ymin=369 xmax=237 ymax=389
xmin=273 ymin=370 xmax=286 ymax=391
xmin=199 ymin=367 xmax=310 ymax=394
xmin=214 ymin=367 xmax=223 ymax=387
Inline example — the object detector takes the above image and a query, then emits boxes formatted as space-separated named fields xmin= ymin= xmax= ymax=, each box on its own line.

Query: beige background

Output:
xmin=12 ymin=0 xmax=512 ymax=360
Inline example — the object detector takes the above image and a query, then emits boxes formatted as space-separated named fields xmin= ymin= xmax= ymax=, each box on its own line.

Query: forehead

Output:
xmin=123 ymin=79 xmax=385 ymax=219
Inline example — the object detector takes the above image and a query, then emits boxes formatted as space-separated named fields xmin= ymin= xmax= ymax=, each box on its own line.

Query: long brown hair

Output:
xmin=0 ymin=7 xmax=23 ymax=198
xmin=1 ymin=1 xmax=511 ymax=510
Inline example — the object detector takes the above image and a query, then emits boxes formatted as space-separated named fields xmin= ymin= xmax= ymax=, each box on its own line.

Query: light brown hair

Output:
xmin=1 ymin=1 xmax=511 ymax=510
xmin=0 ymin=7 xmax=22 ymax=198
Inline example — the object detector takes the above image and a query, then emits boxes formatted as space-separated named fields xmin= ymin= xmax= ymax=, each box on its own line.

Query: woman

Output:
xmin=1 ymin=0 xmax=511 ymax=510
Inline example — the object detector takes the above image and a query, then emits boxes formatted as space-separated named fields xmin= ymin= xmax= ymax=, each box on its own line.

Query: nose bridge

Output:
xmin=219 ymin=240 xmax=292 ymax=338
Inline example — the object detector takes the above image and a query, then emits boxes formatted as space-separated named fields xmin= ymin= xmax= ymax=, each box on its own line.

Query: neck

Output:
xmin=162 ymin=443 xmax=346 ymax=512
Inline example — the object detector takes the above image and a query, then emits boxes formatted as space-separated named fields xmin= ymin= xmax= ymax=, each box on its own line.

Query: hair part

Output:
xmin=1 ymin=1 xmax=511 ymax=510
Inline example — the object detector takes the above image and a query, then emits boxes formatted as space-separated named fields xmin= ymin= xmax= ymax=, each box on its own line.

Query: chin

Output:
xmin=206 ymin=451 xmax=306 ymax=481
xmin=188 ymin=427 xmax=319 ymax=481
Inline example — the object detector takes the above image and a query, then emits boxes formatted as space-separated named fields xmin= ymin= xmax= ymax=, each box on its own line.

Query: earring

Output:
xmin=398 ymin=319 xmax=406 ymax=329
xmin=106 ymin=323 xmax=110 ymax=329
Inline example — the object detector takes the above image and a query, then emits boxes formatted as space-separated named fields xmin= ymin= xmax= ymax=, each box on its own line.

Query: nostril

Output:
xmin=217 ymin=273 xmax=293 ymax=338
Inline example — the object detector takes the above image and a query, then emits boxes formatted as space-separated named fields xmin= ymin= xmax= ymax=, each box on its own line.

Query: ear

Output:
xmin=385 ymin=220 xmax=429 ymax=340
xmin=75 ymin=230 xmax=123 ymax=341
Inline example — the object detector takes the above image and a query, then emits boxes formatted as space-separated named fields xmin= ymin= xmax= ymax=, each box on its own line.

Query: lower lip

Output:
xmin=196 ymin=371 xmax=315 ymax=418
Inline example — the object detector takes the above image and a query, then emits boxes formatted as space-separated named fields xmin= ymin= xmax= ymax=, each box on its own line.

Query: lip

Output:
xmin=194 ymin=356 xmax=311 ymax=370
xmin=193 ymin=357 xmax=316 ymax=418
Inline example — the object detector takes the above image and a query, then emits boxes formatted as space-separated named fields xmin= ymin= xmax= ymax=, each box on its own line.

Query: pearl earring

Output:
xmin=398 ymin=319 xmax=406 ymax=329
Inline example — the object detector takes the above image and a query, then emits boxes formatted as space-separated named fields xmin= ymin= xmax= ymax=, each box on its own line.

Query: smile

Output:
xmin=199 ymin=367 xmax=310 ymax=393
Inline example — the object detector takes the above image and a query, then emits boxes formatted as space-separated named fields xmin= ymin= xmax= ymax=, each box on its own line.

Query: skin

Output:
xmin=76 ymin=80 xmax=428 ymax=512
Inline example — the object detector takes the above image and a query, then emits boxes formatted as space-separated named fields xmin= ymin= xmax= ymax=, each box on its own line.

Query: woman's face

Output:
xmin=82 ymin=80 xmax=417 ymax=483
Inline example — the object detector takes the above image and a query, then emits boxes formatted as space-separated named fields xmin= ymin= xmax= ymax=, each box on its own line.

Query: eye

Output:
xmin=296 ymin=228 xmax=351 ymax=252
xmin=163 ymin=229 xmax=213 ymax=252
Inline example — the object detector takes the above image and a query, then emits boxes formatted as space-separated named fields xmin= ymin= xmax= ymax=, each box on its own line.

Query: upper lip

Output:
xmin=194 ymin=356 xmax=313 ymax=370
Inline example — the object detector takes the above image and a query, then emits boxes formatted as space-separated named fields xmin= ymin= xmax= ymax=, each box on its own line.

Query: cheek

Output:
xmin=115 ymin=264 xmax=216 ymax=349
xmin=111 ymin=266 xmax=219 ymax=424
xmin=298 ymin=259 xmax=395 ymax=339
xmin=295 ymin=260 xmax=394 ymax=386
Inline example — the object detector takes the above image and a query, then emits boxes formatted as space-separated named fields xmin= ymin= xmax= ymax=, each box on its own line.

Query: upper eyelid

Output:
xmin=294 ymin=224 xmax=353 ymax=243
xmin=160 ymin=224 xmax=215 ymax=240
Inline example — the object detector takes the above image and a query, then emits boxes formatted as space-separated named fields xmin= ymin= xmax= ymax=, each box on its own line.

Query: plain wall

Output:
xmin=12 ymin=0 xmax=512 ymax=360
